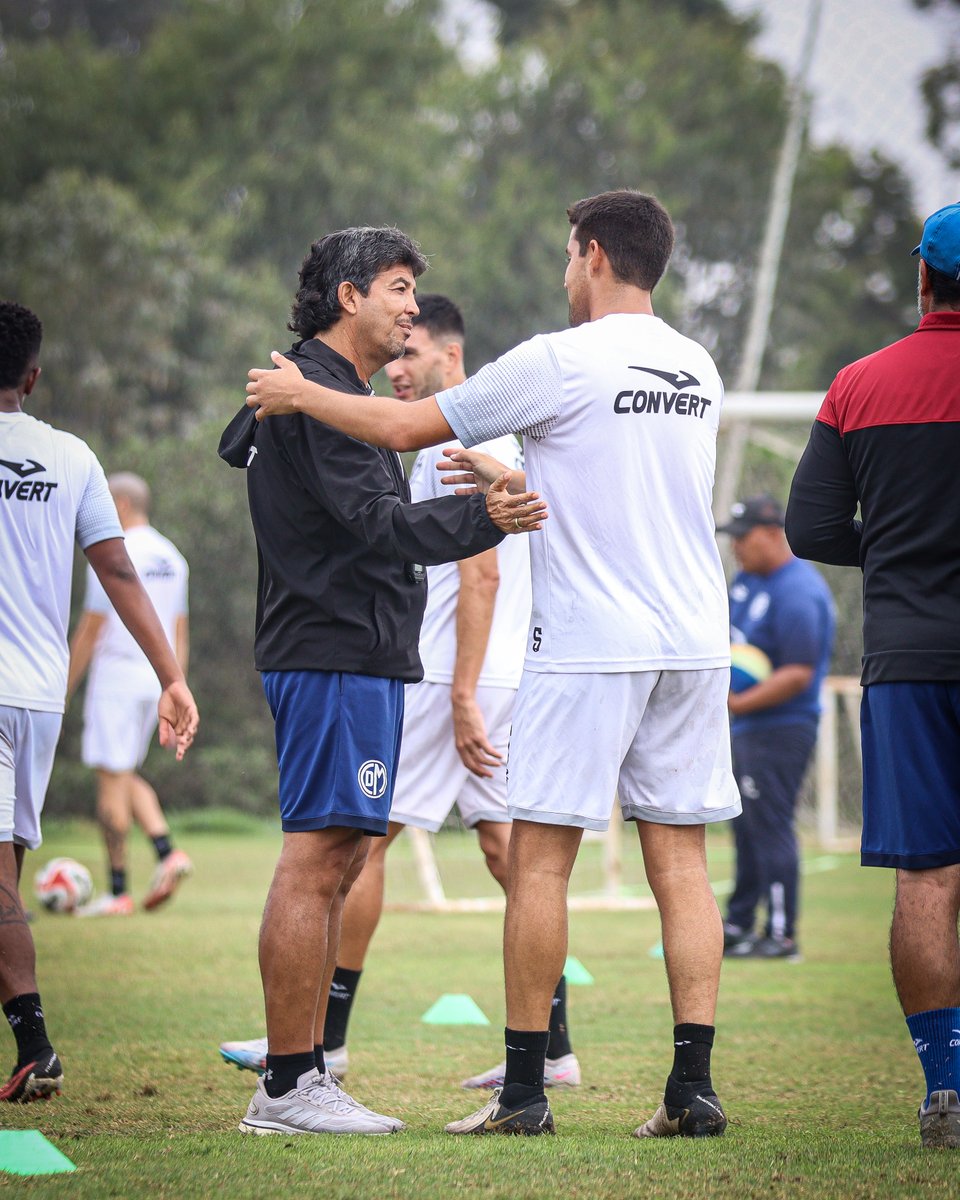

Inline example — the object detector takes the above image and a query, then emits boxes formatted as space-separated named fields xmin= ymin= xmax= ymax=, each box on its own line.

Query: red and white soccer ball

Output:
xmin=33 ymin=857 xmax=94 ymax=914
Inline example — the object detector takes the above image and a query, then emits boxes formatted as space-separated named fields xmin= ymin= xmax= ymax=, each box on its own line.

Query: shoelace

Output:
xmin=301 ymin=1075 xmax=362 ymax=1116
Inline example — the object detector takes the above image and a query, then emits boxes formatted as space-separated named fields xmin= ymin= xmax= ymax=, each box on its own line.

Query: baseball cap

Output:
xmin=716 ymin=493 xmax=785 ymax=538
xmin=912 ymin=202 xmax=960 ymax=280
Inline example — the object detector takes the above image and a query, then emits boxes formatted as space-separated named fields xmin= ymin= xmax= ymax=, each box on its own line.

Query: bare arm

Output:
xmin=728 ymin=664 xmax=815 ymax=717
xmin=437 ymin=447 xmax=528 ymax=496
xmin=66 ymin=610 xmax=107 ymax=701
xmin=247 ymin=352 xmax=452 ymax=452
xmin=84 ymin=538 xmax=199 ymax=759
xmin=452 ymin=550 xmax=502 ymax=778
xmin=175 ymin=614 xmax=190 ymax=676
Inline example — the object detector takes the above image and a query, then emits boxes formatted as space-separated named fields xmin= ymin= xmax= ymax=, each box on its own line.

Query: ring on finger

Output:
xmin=514 ymin=517 xmax=521 ymax=530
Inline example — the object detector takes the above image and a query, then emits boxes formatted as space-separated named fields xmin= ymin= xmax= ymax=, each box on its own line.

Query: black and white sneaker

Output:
xmin=445 ymin=1087 xmax=555 ymax=1136
xmin=634 ymin=1089 xmax=727 ymax=1138
xmin=0 ymin=1051 xmax=63 ymax=1103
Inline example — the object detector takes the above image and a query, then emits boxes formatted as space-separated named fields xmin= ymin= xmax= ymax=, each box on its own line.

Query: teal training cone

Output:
xmin=421 ymin=993 xmax=490 ymax=1025
xmin=0 ymin=1131 xmax=76 ymax=1176
xmin=648 ymin=941 xmax=665 ymax=960
xmin=563 ymin=955 xmax=595 ymax=985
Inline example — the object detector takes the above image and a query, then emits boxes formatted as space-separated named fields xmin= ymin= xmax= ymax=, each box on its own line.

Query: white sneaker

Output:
xmin=325 ymin=1044 xmax=349 ymax=1079
xmin=239 ymin=1069 xmax=403 ymax=1136
xmin=220 ymin=1036 xmax=268 ymax=1074
xmin=219 ymin=1036 xmax=349 ymax=1080
xmin=461 ymin=1052 xmax=582 ymax=1090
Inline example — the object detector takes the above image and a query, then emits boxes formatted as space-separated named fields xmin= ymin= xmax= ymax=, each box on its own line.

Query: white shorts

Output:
xmin=507 ymin=669 xmax=741 ymax=831
xmin=0 ymin=705 xmax=62 ymax=850
xmin=390 ymin=681 xmax=514 ymax=832
xmin=82 ymin=691 xmax=158 ymax=773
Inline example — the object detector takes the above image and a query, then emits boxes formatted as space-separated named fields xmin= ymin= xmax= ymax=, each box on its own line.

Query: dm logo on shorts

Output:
xmin=357 ymin=759 xmax=388 ymax=800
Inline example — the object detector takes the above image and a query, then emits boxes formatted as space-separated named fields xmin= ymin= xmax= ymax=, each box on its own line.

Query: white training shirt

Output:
xmin=436 ymin=313 xmax=730 ymax=673
xmin=0 ymin=411 xmax=123 ymax=713
xmin=83 ymin=524 xmax=189 ymax=700
xmin=410 ymin=435 xmax=531 ymax=689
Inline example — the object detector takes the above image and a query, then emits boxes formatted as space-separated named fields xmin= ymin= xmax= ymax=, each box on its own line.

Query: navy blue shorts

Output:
xmin=861 ymin=681 xmax=960 ymax=869
xmin=261 ymin=670 xmax=404 ymax=837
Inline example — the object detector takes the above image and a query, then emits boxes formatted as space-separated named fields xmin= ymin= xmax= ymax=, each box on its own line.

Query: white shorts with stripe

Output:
xmin=81 ymin=691 xmax=159 ymax=773
xmin=507 ymin=668 xmax=741 ymax=830
xmin=391 ymin=681 xmax=513 ymax=832
xmin=0 ymin=705 xmax=62 ymax=850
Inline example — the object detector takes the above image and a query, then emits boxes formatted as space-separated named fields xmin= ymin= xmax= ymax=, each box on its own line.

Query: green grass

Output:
xmin=2 ymin=821 xmax=955 ymax=1197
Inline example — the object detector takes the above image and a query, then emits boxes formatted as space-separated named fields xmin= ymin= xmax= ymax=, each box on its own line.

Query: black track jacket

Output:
xmin=219 ymin=337 xmax=504 ymax=681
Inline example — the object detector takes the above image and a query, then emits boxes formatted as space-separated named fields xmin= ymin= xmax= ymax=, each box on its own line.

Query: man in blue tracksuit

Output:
xmin=717 ymin=494 xmax=835 ymax=959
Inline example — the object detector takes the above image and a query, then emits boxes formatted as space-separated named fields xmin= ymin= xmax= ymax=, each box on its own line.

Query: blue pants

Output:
xmin=726 ymin=723 xmax=816 ymax=941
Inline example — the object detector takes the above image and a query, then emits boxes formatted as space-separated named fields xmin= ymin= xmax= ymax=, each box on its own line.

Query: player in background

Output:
xmin=68 ymin=472 xmax=193 ymax=915
xmin=786 ymin=202 xmax=960 ymax=1149
xmin=715 ymin=493 xmax=834 ymax=961
xmin=219 ymin=296 xmax=580 ymax=1089
xmin=244 ymin=191 xmax=739 ymax=1138
xmin=0 ymin=301 xmax=198 ymax=1102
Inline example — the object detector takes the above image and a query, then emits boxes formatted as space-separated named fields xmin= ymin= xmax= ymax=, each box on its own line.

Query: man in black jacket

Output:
xmin=219 ymin=226 xmax=544 ymax=1138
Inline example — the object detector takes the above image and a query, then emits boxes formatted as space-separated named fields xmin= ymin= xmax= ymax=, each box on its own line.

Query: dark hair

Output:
xmin=289 ymin=226 xmax=428 ymax=338
xmin=413 ymin=294 xmax=465 ymax=341
xmin=567 ymin=190 xmax=674 ymax=292
xmin=926 ymin=262 xmax=960 ymax=309
xmin=0 ymin=301 xmax=42 ymax=390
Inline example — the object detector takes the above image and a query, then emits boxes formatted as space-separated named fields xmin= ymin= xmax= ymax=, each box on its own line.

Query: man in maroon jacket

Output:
xmin=786 ymin=202 xmax=960 ymax=1150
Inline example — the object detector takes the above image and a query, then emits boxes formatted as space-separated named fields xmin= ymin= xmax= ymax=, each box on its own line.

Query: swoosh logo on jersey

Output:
xmin=0 ymin=457 xmax=46 ymax=478
xmin=628 ymin=367 xmax=700 ymax=390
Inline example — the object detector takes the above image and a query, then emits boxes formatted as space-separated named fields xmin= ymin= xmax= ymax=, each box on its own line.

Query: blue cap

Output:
xmin=912 ymin=202 xmax=960 ymax=280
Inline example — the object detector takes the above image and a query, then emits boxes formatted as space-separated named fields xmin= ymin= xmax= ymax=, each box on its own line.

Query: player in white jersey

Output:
xmin=219 ymin=296 xmax=580 ymax=1089
xmin=244 ymin=191 xmax=739 ymax=1139
xmin=0 ymin=302 xmax=198 ymax=1103
xmin=68 ymin=473 xmax=193 ymax=916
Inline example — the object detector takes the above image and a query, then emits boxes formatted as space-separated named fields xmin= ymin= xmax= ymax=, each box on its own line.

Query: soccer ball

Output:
xmin=33 ymin=857 xmax=94 ymax=914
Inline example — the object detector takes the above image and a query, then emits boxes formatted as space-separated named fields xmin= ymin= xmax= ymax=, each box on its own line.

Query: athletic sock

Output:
xmin=3 ymin=993 xmax=53 ymax=1067
xmin=110 ymin=868 xmax=127 ymax=897
xmin=906 ymin=1007 xmax=960 ymax=1104
xmin=151 ymin=834 xmax=173 ymax=862
xmin=263 ymin=1051 xmax=316 ymax=1098
xmin=323 ymin=967 xmax=362 ymax=1051
xmin=314 ymin=1044 xmax=326 ymax=1076
xmin=664 ymin=1023 xmax=716 ymax=1106
xmin=546 ymin=976 xmax=572 ymax=1059
xmin=500 ymin=1027 xmax=550 ymax=1107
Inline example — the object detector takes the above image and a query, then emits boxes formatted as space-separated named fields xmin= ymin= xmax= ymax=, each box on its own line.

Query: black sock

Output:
xmin=546 ymin=976 xmax=572 ymax=1059
xmin=3 ymin=993 xmax=53 ymax=1067
xmin=501 ymin=1027 xmax=550 ymax=1107
xmin=665 ymin=1023 xmax=715 ymax=1105
xmin=110 ymin=868 xmax=127 ymax=897
xmin=323 ymin=967 xmax=362 ymax=1051
xmin=263 ymin=1051 xmax=316 ymax=1098
xmin=314 ymin=1044 xmax=325 ymax=1075
xmin=151 ymin=835 xmax=173 ymax=862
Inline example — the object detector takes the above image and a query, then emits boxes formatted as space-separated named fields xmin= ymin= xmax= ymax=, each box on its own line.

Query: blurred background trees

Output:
xmin=0 ymin=0 xmax=940 ymax=815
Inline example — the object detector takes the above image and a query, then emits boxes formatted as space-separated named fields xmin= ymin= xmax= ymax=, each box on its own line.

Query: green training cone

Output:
xmin=0 ymin=1131 xmax=76 ymax=1176
xmin=421 ymin=993 xmax=490 ymax=1025
xmin=563 ymin=955 xmax=595 ymax=985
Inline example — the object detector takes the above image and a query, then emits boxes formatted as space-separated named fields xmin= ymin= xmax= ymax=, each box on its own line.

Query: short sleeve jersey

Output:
xmin=436 ymin=314 xmax=730 ymax=672
xmin=83 ymin=524 xmax=188 ymax=699
xmin=409 ymin=435 xmax=531 ymax=688
xmin=0 ymin=411 xmax=122 ymax=713
xmin=729 ymin=556 xmax=836 ymax=734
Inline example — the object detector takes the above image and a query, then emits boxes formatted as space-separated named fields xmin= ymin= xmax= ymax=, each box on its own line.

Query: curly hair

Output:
xmin=0 ymin=301 xmax=43 ymax=390
xmin=290 ymin=226 xmax=428 ymax=339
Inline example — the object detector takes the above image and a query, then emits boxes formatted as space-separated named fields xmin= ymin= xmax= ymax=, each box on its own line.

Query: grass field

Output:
xmin=2 ymin=815 xmax=956 ymax=1198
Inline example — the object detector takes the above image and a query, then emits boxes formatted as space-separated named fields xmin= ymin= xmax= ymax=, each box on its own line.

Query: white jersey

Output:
xmin=436 ymin=313 xmax=730 ymax=673
xmin=84 ymin=524 xmax=188 ymax=699
xmin=410 ymin=435 xmax=531 ymax=688
xmin=0 ymin=411 xmax=122 ymax=713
